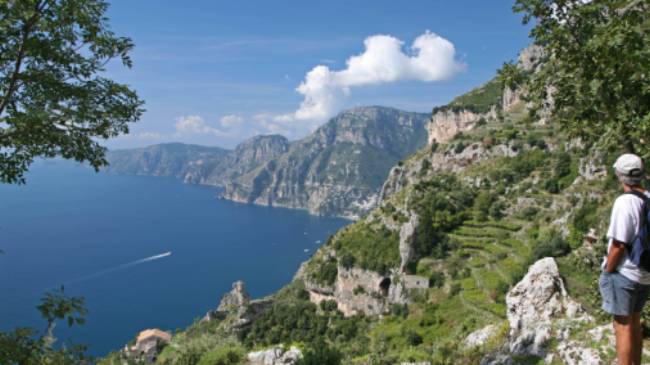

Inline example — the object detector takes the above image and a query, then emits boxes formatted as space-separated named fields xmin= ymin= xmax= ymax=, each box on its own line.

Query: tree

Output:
xmin=0 ymin=0 xmax=144 ymax=184
xmin=0 ymin=287 xmax=89 ymax=365
xmin=511 ymin=0 xmax=650 ymax=155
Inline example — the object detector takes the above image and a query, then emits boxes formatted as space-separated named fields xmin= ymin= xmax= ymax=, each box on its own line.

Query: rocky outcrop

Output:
xmin=427 ymin=107 xmax=497 ymax=145
xmin=481 ymin=257 xmax=622 ymax=365
xmin=399 ymin=213 xmax=419 ymax=272
xmin=247 ymin=346 xmax=302 ymax=365
xmin=380 ymin=142 xmax=518 ymax=201
xmin=463 ymin=324 xmax=499 ymax=349
xmin=204 ymin=281 xmax=271 ymax=330
xmin=304 ymin=263 xmax=427 ymax=317
xmin=505 ymin=257 xmax=587 ymax=357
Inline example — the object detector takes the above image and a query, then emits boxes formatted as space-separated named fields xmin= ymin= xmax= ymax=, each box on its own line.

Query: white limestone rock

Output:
xmin=464 ymin=324 xmax=499 ymax=349
xmin=247 ymin=346 xmax=302 ymax=365
xmin=505 ymin=257 xmax=588 ymax=356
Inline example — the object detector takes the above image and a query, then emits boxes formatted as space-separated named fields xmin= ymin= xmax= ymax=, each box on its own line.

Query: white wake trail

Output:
xmin=65 ymin=251 xmax=172 ymax=285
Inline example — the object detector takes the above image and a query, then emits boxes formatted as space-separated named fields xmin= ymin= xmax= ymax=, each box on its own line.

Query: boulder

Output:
xmin=247 ymin=346 xmax=302 ymax=365
xmin=505 ymin=257 xmax=587 ymax=356
xmin=463 ymin=324 xmax=499 ymax=349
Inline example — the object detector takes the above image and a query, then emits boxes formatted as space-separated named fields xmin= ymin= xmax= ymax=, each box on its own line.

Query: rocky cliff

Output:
xmin=108 ymin=106 xmax=429 ymax=218
xmin=222 ymin=106 xmax=429 ymax=218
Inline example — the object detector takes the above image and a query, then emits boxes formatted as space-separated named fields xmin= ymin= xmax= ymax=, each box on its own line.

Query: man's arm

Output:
xmin=606 ymin=240 xmax=627 ymax=272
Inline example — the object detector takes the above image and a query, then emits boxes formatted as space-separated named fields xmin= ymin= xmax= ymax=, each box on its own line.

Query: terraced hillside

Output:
xmin=101 ymin=53 xmax=629 ymax=365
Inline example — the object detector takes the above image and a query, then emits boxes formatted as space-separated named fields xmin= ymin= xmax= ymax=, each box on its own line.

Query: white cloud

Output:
xmin=280 ymin=30 xmax=465 ymax=122
xmin=137 ymin=131 xmax=163 ymax=140
xmin=218 ymin=114 xmax=244 ymax=128
xmin=174 ymin=115 xmax=229 ymax=137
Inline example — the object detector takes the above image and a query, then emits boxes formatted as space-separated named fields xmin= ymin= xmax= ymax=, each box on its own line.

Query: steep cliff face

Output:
xmin=221 ymin=106 xmax=430 ymax=218
xmin=108 ymin=107 xmax=428 ymax=218
xmin=427 ymin=44 xmax=544 ymax=145
xmin=203 ymin=135 xmax=290 ymax=185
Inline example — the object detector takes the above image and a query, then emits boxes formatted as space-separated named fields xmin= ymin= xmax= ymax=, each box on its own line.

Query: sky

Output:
xmin=105 ymin=0 xmax=532 ymax=149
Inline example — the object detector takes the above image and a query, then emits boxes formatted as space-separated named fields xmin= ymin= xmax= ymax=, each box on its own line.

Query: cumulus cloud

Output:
xmin=174 ymin=115 xmax=230 ymax=137
xmin=280 ymin=30 xmax=465 ymax=123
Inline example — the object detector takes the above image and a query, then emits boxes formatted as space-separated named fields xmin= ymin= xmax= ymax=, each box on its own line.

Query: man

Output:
xmin=601 ymin=153 xmax=650 ymax=365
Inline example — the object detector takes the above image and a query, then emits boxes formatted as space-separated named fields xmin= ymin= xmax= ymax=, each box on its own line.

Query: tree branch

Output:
xmin=0 ymin=0 xmax=46 ymax=116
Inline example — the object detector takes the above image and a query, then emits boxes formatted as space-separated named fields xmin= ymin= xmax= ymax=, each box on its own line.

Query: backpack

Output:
xmin=624 ymin=190 xmax=650 ymax=271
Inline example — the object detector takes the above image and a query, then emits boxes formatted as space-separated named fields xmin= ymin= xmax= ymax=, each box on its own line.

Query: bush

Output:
xmin=339 ymin=253 xmax=356 ymax=269
xmin=532 ymin=229 xmax=571 ymax=261
xmin=297 ymin=341 xmax=342 ymax=365
xmin=196 ymin=345 xmax=245 ymax=365
xmin=454 ymin=142 xmax=466 ymax=154
xmin=312 ymin=258 xmax=338 ymax=286
xmin=518 ymin=206 xmax=539 ymax=221
xmin=449 ymin=283 xmax=462 ymax=296
xmin=404 ymin=330 xmax=423 ymax=346
xmin=429 ymin=271 xmax=445 ymax=288
xmin=320 ymin=300 xmax=338 ymax=313
xmin=390 ymin=304 xmax=409 ymax=318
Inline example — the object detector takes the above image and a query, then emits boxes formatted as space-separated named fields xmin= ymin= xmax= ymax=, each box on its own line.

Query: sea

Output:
xmin=0 ymin=160 xmax=348 ymax=356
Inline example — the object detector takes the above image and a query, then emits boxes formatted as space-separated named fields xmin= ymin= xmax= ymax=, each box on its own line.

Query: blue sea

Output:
xmin=0 ymin=160 xmax=348 ymax=356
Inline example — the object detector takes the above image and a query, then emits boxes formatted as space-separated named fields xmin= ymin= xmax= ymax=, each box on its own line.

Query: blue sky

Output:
xmin=105 ymin=0 xmax=532 ymax=149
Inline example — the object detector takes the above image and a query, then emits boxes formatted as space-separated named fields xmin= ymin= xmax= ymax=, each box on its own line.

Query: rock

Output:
xmin=218 ymin=281 xmax=250 ymax=312
xmin=506 ymin=257 xmax=587 ymax=356
xmin=399 ymin=213 xmax=419 ymax=272
xmin=203 ymin=281 xmax=271 ymax=330
xmin=427 ymin=107 xmax=497 ymax=145
xmin=463 ymin=324 xmax=498 ymax=349
xmin=247 ymin=346 xmax=302 ymax=365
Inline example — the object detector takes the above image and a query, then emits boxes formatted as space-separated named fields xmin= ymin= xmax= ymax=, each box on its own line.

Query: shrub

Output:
xmin=390 ymin=304 xmax=409 ymax=318
xmin=449 ymin=283 xmax=462 ymax=296
xmin=320 ymin=300 xmax=338 ymax=312
xmin=532 ymin=229 xmax=571 ymax=261
xmin=454 ymin=142 xmax=466 ymax=154
xmin=312 ymin=258 xmax=338 ymax=286
xmin=518 ymin=206 xmax=539 ymax=221
xmin=339 ymin=253 xmax=356 ymax=269
xmin=404 ymin=330 xmax=423 ymax=346
xmin=429 ymin=271 xmax=445 ymax=288
xmin=297 ymin=341 xmax=342 ymax=365
xmin=196 ymin=345 xmax=245 ymax=365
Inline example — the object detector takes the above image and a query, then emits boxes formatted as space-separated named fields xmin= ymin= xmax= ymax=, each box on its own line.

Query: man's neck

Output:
xmin=624 ymin=184 xmax=646 ymax=193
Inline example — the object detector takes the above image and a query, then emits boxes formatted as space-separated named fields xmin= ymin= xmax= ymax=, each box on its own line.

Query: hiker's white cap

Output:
xmin=613 ymin=153 xmax=644 ymax=177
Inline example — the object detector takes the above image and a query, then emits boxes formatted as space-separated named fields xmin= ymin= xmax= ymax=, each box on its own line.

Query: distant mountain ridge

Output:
xmin=107 ymin=106 xmax=430 ymax=218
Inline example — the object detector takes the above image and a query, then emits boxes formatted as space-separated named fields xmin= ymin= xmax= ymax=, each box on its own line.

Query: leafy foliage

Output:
xmin=410 ymin=175 xmax=475 ymax=260
xmin=0 ymin=0 xmax=144 ymax=183
xmin=332 ymin=223 xmax=400 ymax=276
xmin=0 ymin=287 xmax=89 ymax=365
xmin=513 ymin=0 xmax=650 ymax=156
xmin=432 ymin=77 xmax=504 ymax=114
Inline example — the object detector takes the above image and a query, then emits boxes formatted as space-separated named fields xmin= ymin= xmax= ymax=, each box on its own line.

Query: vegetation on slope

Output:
xmin=432 ymin=76 xmax=504 ymax=115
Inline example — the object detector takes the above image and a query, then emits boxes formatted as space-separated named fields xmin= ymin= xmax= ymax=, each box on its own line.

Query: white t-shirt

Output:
xmin=604 ymin=191 xmax=650 ymax=285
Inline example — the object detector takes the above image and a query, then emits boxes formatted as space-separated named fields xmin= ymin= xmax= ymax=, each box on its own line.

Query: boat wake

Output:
xmin=65 ymin=251 xmax=172 ymax=285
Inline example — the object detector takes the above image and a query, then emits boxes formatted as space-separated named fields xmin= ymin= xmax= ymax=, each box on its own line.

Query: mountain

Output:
xmin=103 ymin=45 xmax=624 ymax=364
xmin=222 ymin=106 xmax=430 ymax=218
xmin=107 ymin=106 xmax=430 ymax=218
xmin=106 ymin=143 xmax=231 ymax=182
